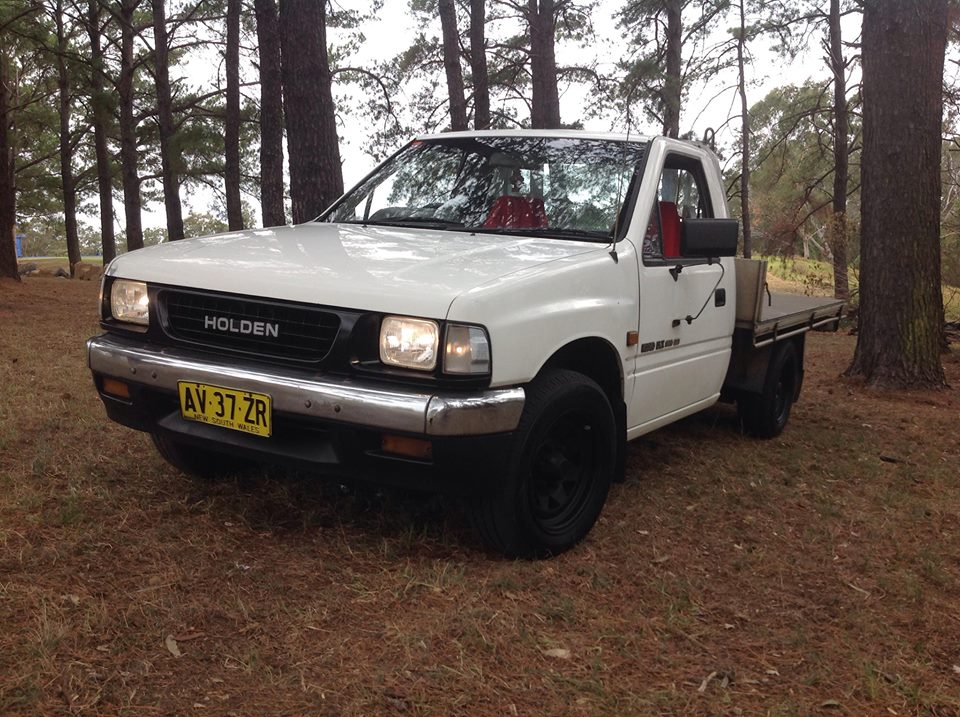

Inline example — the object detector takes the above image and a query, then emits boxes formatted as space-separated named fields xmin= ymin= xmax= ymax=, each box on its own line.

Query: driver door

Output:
xmin=629 ymin=149 xmax=734 ymax=432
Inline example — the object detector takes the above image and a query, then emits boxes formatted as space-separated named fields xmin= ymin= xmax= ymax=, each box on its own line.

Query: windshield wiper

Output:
xmin=340 ymin=218 xmax=464 ymax=229
xmin=388 ymin=216 xmax=463 ymax=226
xmin=469 ymin=227 xmax=612 ymax=242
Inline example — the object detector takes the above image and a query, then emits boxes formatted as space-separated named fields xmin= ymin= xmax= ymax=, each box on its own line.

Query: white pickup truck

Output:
xmin=88 ymin=130 xmax=843 ymax=557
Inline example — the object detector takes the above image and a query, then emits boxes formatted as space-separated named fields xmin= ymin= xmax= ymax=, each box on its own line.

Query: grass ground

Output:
xmin=1 ymin=277 xmax=959 ymax=716
xmin=18 ymin=256 xmax=104 ymax=268
xmin=762 ymin=254 xmax=960 ymax=322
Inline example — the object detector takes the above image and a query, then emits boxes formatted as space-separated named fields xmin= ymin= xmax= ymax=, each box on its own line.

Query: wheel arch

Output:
xmin=537 ymin=336 xmax=624 ymax=406
xmin=724 ymin=332 xmax=805 ymax=400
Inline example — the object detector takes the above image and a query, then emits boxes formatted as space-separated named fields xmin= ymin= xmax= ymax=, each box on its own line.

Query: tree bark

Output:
xmin=439 ymin=0 xmax=467 ymax=131
xmin=87 ymin=0 xmax=116 ymax=264
xmin=224 ymin=0 xmax=243 ymax=230
xmin=827 ymin=0 xmax=848 ymax=301
xmin=662 ymin=0 xmax=682 ymax=138
xmin=0 ymin=50 xmax=19 ymax=281
xmin=151 ymin=0 xmax=185 ymax=241
xmin=469 ymin=0 xmax=490 ymax=129
xmin=254 ymin=0 xmax=285 ymax=227
xmin=55 ymin=0 xmax=81 ymax=275
xmin=279 ymin=0 xmax=343 ymax=223
xmin=847 ymin=0 xmax=947 ymax=388
xmin=736 ymin=0 xmax=751 ymax=259
xmin=118 ymin=0 xmax=144 ymax=251
xmin=528 ymin=0 xmax=560 ymax=129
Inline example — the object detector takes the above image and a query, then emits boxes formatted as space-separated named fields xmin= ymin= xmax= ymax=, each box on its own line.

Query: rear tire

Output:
xmin=151 ymin=432 xmax=247 ymax=480
xmin=738 ymin=341 xmax=800 ymax=439
xmin=467 ymin=369 xmax=616 ymax=558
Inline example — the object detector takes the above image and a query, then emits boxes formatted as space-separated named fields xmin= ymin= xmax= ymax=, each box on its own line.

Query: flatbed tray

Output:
xmin=734 ymin=258 xmax=845 ymax=346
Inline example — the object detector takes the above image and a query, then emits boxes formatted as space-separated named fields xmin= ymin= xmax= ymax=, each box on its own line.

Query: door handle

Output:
xmin=715 ymin=288 xmax=726 ymax=307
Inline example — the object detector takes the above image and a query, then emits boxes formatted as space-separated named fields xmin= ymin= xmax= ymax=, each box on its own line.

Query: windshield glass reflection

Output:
xmin=324 ymin=136 xmax=646 ymax=242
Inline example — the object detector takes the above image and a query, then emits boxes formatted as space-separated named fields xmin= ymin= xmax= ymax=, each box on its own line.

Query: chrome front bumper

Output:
xmin=87 ymin=335 xmax=525 ymax=436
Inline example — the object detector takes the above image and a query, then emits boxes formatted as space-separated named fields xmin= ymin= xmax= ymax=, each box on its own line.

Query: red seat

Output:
xmin=659 ymin=200 xmax=681 ymax=257
xmin=483 ymin=196 xmax=548 ymax=229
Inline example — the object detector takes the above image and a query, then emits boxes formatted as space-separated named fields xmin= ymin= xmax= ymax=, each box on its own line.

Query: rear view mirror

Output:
xmin=681 ymin=218 xmax=739 ymax=258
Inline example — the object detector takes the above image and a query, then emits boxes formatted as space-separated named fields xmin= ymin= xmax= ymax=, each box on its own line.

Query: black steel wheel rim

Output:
xmin=773 ymin=363 xmax=794 ymax=425
xmin=527 ymin=410 xmax=599 ymax=534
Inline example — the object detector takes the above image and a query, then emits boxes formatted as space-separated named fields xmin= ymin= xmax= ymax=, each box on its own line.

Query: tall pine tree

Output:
xmin=848 ymin=0 xmax=947 ymax=387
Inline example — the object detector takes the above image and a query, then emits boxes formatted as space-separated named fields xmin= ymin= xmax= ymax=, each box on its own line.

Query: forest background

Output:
xmin=1 ymin=0 xmax=958 ymax=386
xmin=4 ymin=1 xmax=954 ymax=272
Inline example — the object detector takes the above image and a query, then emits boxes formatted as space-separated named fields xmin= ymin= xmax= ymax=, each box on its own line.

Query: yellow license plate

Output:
xmin=177 ymin=382 xmax=272 ymax=437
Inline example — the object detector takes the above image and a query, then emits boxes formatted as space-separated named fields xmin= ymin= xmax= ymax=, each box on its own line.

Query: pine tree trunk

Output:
xmin=662 ymin=0 xmax=682 ymax=138
xmin=469 ymin=0 xmax=490 ymax=129
xmin=0 ymin=50 xmax=19 ymax=281
xmin=87 ymin=0 xmax=116 ymax=264
xmin=439 ymin=0 xmax=467 ymax=131
xmin=847 ymin=0 xmax=947 ymax=388
xmin=56 ymin=0 xmax=81 ymax=275
xmin=224 ymin=0 xmax=243 ymax=230
xmin=528 ymin=0 xmax=560 ymax=129
xmin=151 ymin=0 xmax=185 ymax=241
xmin=828 ymin=0 xmax=849 ymax=301
xmin=254 ymin=0 xmax=285 ymax=227
xmin=119 ymin=0 xmax=144 ymax=251
xmin=279 ymin=0 xmax=343 ymax=223
xmin=736 ymin=0 xmax=751 ymax=259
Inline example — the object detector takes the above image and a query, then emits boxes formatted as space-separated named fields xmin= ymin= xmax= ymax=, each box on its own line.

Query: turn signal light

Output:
xmin=101 ymin=377 xmax=131 ymax=399
xmin=381 ymin=434 xmax=433 ymax=460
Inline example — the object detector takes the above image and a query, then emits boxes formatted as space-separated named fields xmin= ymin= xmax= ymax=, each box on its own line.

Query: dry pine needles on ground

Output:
xmin=1 ymin=277 xmax=959 ymax=716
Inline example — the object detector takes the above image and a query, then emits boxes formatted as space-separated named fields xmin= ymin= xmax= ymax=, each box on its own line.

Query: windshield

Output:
xmin=324 ymin=136 xmax=646 ymax=242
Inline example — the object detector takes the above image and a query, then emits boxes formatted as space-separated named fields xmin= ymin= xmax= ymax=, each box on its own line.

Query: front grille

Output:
xmin=159 ymin=289 xmax=341 ymax=363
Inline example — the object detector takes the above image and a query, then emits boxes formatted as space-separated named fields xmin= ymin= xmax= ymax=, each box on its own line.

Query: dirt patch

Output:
xmin=1 ymin=279 xmax=959 ymax=715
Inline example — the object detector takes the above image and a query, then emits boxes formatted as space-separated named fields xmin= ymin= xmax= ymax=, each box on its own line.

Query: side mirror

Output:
xmin=680 ymin=218 xmax=739 ymax=258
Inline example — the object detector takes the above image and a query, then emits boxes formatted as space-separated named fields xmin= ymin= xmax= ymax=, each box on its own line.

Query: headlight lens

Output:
xmin=443 ymin=324 xmax=490 ymax=374
xmin=380 ymin=316 xmax=439 ymax=371
xmin=110 ymin=279 xmax=150 ymax=325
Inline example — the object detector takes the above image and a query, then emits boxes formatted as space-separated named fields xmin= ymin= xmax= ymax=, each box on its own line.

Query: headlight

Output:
xmin=110 ymin=279 xmax=150 ymax=325
xmin=443 ymin=324 xmax=490 ymax=374
xmin=380 ymin=316 xmax=439 ymax=371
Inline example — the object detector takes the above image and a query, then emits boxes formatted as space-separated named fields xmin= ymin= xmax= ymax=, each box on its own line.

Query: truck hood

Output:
xmin=106 ymin=223 xmax=600 ymax=318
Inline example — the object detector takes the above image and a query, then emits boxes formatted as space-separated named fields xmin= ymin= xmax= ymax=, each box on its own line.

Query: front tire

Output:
xmin=467 ymin=369 xmax=616 ymax=558
xmin=738 ymin=341 xmax=800 ymax=439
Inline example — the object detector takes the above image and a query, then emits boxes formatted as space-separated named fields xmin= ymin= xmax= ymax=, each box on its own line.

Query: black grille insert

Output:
xmin=160 ymin=289 xmax=341 ymax=362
